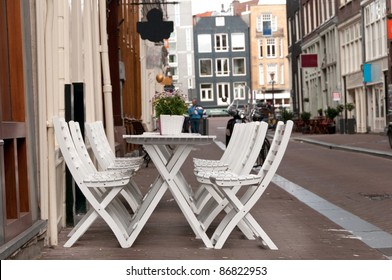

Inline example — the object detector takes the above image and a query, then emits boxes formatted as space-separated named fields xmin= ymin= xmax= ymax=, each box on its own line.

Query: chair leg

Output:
xmin=212 ymin=187 xmax=277 ymax=249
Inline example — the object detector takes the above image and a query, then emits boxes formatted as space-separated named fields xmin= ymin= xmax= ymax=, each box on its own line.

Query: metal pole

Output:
xmin=343 ymin=75 xmax=347 ymax=134
xmin=272 ymin=80 xmax=275 ymax=109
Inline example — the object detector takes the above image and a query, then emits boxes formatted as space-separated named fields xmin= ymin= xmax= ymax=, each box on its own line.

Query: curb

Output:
xmin=292 ymin=137 xmax=392 ymax=160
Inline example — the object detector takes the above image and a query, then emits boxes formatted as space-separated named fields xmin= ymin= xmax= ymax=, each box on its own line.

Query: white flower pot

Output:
xmin=159 ymin=115 xmax=184 ymax=135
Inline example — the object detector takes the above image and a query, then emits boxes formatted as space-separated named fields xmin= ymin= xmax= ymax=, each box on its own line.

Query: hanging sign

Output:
xmin=301 ymin=54 xmax=318 ymax=68
xmin=332 ymin=92 xmax=341 ymax=101
xmin=388 ymin=19 xmax=392 ymax=40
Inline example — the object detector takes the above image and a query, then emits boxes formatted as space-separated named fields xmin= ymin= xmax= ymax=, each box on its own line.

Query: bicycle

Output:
xmin=225 ymin=99 xmax=271 ymax=167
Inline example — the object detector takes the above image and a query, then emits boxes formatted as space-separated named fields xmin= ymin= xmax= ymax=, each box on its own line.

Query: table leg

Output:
xmin=144 ymin=144 xmax=214 ymax=248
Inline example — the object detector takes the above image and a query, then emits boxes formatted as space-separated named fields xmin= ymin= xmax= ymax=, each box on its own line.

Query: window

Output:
xmin=216 ymin=58 xmax=229 ymax=76
xmin=233 ymin=58 xmax=246 ymax=75
xmin=233 ymin=82 xmax=247 ymax=100
xmin=231 ymin=33 xmax=245 ymax=51
xmin=364 ymin=0 xmax=386 ymax=61
xmin=168 ymin=54 xmax=177 ymax=64
xmin=258 ymin=64 xmax=264 ymax=85
xmin=295 ymin=12 xmax=300 ymax=40
xmin=288 ymin=18 xmax=292 ymax=46
xmin=217 ymin=83 xmax=230 ymax=104
xmin=198 ymin=34 xmax=212 ymax=53
xmin=199 ymin=59 xmax=212 ymax=76
xmin=280 ymin=64 xmax=284 ymax=84
xmin=200 ymin=83 xmax=213 ymax=101
xmin=171 ymin=67 xmax=178 ymax=81
xmin=185 ymin=28 xmax=192 ymax=51
xmin=168 ymin=41 xmax=177 ymax=51
xmin=215 ymin=17 xmax=225 ymax=26
xmin=258 ymin=39 xmax=263 ymax=58
xmin=267 ymin=64 xmax=278 ymax=83
xmin=279 ymin=38 xmax=284 ymax=57
xmin=256 ymin=14 xmax=277 ymax=35
xmin=266 ymin=38 xmax=276 ymax=57
xmin=215 ymin=34 xmax=228 ymax=52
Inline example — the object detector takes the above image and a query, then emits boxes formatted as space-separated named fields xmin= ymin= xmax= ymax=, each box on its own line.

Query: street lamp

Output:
xmin=270 ymin=72 xmax=275 ymax=111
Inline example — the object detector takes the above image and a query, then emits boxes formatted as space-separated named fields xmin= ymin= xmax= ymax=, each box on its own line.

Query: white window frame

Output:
xmin=232 ymin=57 xmax=246 ymax=76
xmin=258 ymin=39 xmax=263 ymax=58
xmin=267 ymin=64 xmax=278 ymax=84
xmin=266 ymin=38 xmax=276 ymax=58
xmin=199 ymin=59 xmax=213 ymax=77
xmin=200 ymin=83 xmax=214 ymax=101
xmin=233 ymin=82 xmax=247 ymax=100
xmin=280 ymin=64 xmax=284 ymax=84
xmin=258 ymin=64 xmax=264 ymax=85
xmin=231 ymin=33 xmax=245 ymax=51
xmin=198 ymin=34 xmax=212 ymax=53
xmin=215 ymin=58 xmax=230 ymax=76
xmin=217 ymin=83 xmax=230 ymax=105
xmin=215 ymin=33 xmax=229 ymax=52
xmin=256 ymin=13 xmax=277 ymax=35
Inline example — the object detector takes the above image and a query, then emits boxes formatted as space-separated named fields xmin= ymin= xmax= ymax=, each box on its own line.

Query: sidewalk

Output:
xmin=38 ymin=123 xmax=392 ymax=260
xmin=291 ymin=132 xmax=392 ymax=158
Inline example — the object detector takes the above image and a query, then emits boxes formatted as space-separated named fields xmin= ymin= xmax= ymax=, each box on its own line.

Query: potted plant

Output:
xmin=343 ymin=103 xmax=356 ymax=134
xmin=152 ymin=89 xmax=188 ymax=134
xmin=317 ymin=108 xmax=323 ymax=117
xmin=281 ymin=108 xmax=294 ymax=123
xmin=324 ymin=106 xmax=339 ymax=134
xmin=300 ymin=111 xmax=311 ymax=122
xmin=300 ymin=111 xmax=311 ymax=133
xmin=345 ymin=103 xmax=355 ymax=112
xmin=336 ymin=104 xmax=344 ymax=114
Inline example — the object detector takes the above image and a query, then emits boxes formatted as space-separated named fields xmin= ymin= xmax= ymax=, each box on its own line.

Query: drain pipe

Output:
xmin=44 ymin=0 xmax=58 ymax=246
xmin=99 ymin=0 xmax=115 ymax=151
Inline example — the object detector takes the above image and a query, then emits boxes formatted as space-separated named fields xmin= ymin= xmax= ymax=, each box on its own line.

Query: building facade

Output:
xmin=249 ymin=1 xmax=290 ymax=111
xmin=167 ymin=0 xmax=195 ymax=100
xmin=361 ymin=0 xmax=388 ymax=133
xmin=300 ymin=0 xmax=341 ymax=120
xmin=286 ymin=0 xmax=302 ymax=115
xmin=287 ymin=0 xmax=390 ymax=133
xmin=337 ymin=0 xmax=365 ymax=132
xmin=193 ymin=15 xmax=251 ymax=111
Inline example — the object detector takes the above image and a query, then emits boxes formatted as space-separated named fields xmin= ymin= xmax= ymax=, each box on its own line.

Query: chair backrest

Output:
xmin=85 ymin=121 xmax=115 ymax=170
xmin=53 ymin=116 xmax=92 ymax=186
xmin=240 ymin=120 xmax=293 ymax=206
xmin=238 ymin=121 xmax=268 ymax=174
xmin=220 ymin=122 xmax=245 ymax=163
xmin=228 ymin=121 xmax=265 ymax=174
xmin=69 ymin=120 xmax=97 ymax=173
xmin=131 ymin=120 xmax=147 ymax=135
xmin=257 ymin=120 xmax=293 ymax=183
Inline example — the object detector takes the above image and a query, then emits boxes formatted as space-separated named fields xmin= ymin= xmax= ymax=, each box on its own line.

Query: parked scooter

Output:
xmin=225 ymin=99 xmax=270 ymax=167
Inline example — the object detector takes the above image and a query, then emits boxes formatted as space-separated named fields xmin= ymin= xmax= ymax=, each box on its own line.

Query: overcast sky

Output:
xmin=191 ymin=0 xmax=233 ymax=15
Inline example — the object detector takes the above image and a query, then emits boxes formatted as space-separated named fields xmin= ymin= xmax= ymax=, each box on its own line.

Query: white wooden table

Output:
xmin=123 ymin=132 xmax=216 ymax=248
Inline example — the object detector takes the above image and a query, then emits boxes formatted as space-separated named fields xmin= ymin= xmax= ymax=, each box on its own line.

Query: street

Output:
xmin=208 ymin=116 xmax=392 ymax=254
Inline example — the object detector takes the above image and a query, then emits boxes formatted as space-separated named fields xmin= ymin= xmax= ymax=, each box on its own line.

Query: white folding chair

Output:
xmin=208 ymin=120 xmax=294 ymax=249
xmin=191 ymin=122 xmax=249 ymax=214
xmin=193 ymin=121 xmax=245 ymax=171
xmin=53 ymin=116 xmax=143 ymax=248
xmin=194 ymin=121 xmax=269 ymax=239
xmin=85 ymin=121 xmax=144 ymax=171
xmin=68 ymin=120 xmax=143 ymax=212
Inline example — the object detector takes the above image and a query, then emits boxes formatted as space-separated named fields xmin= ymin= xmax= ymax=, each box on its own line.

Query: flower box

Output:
xmin=159 ymin=115 xmax=184 ymax=135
